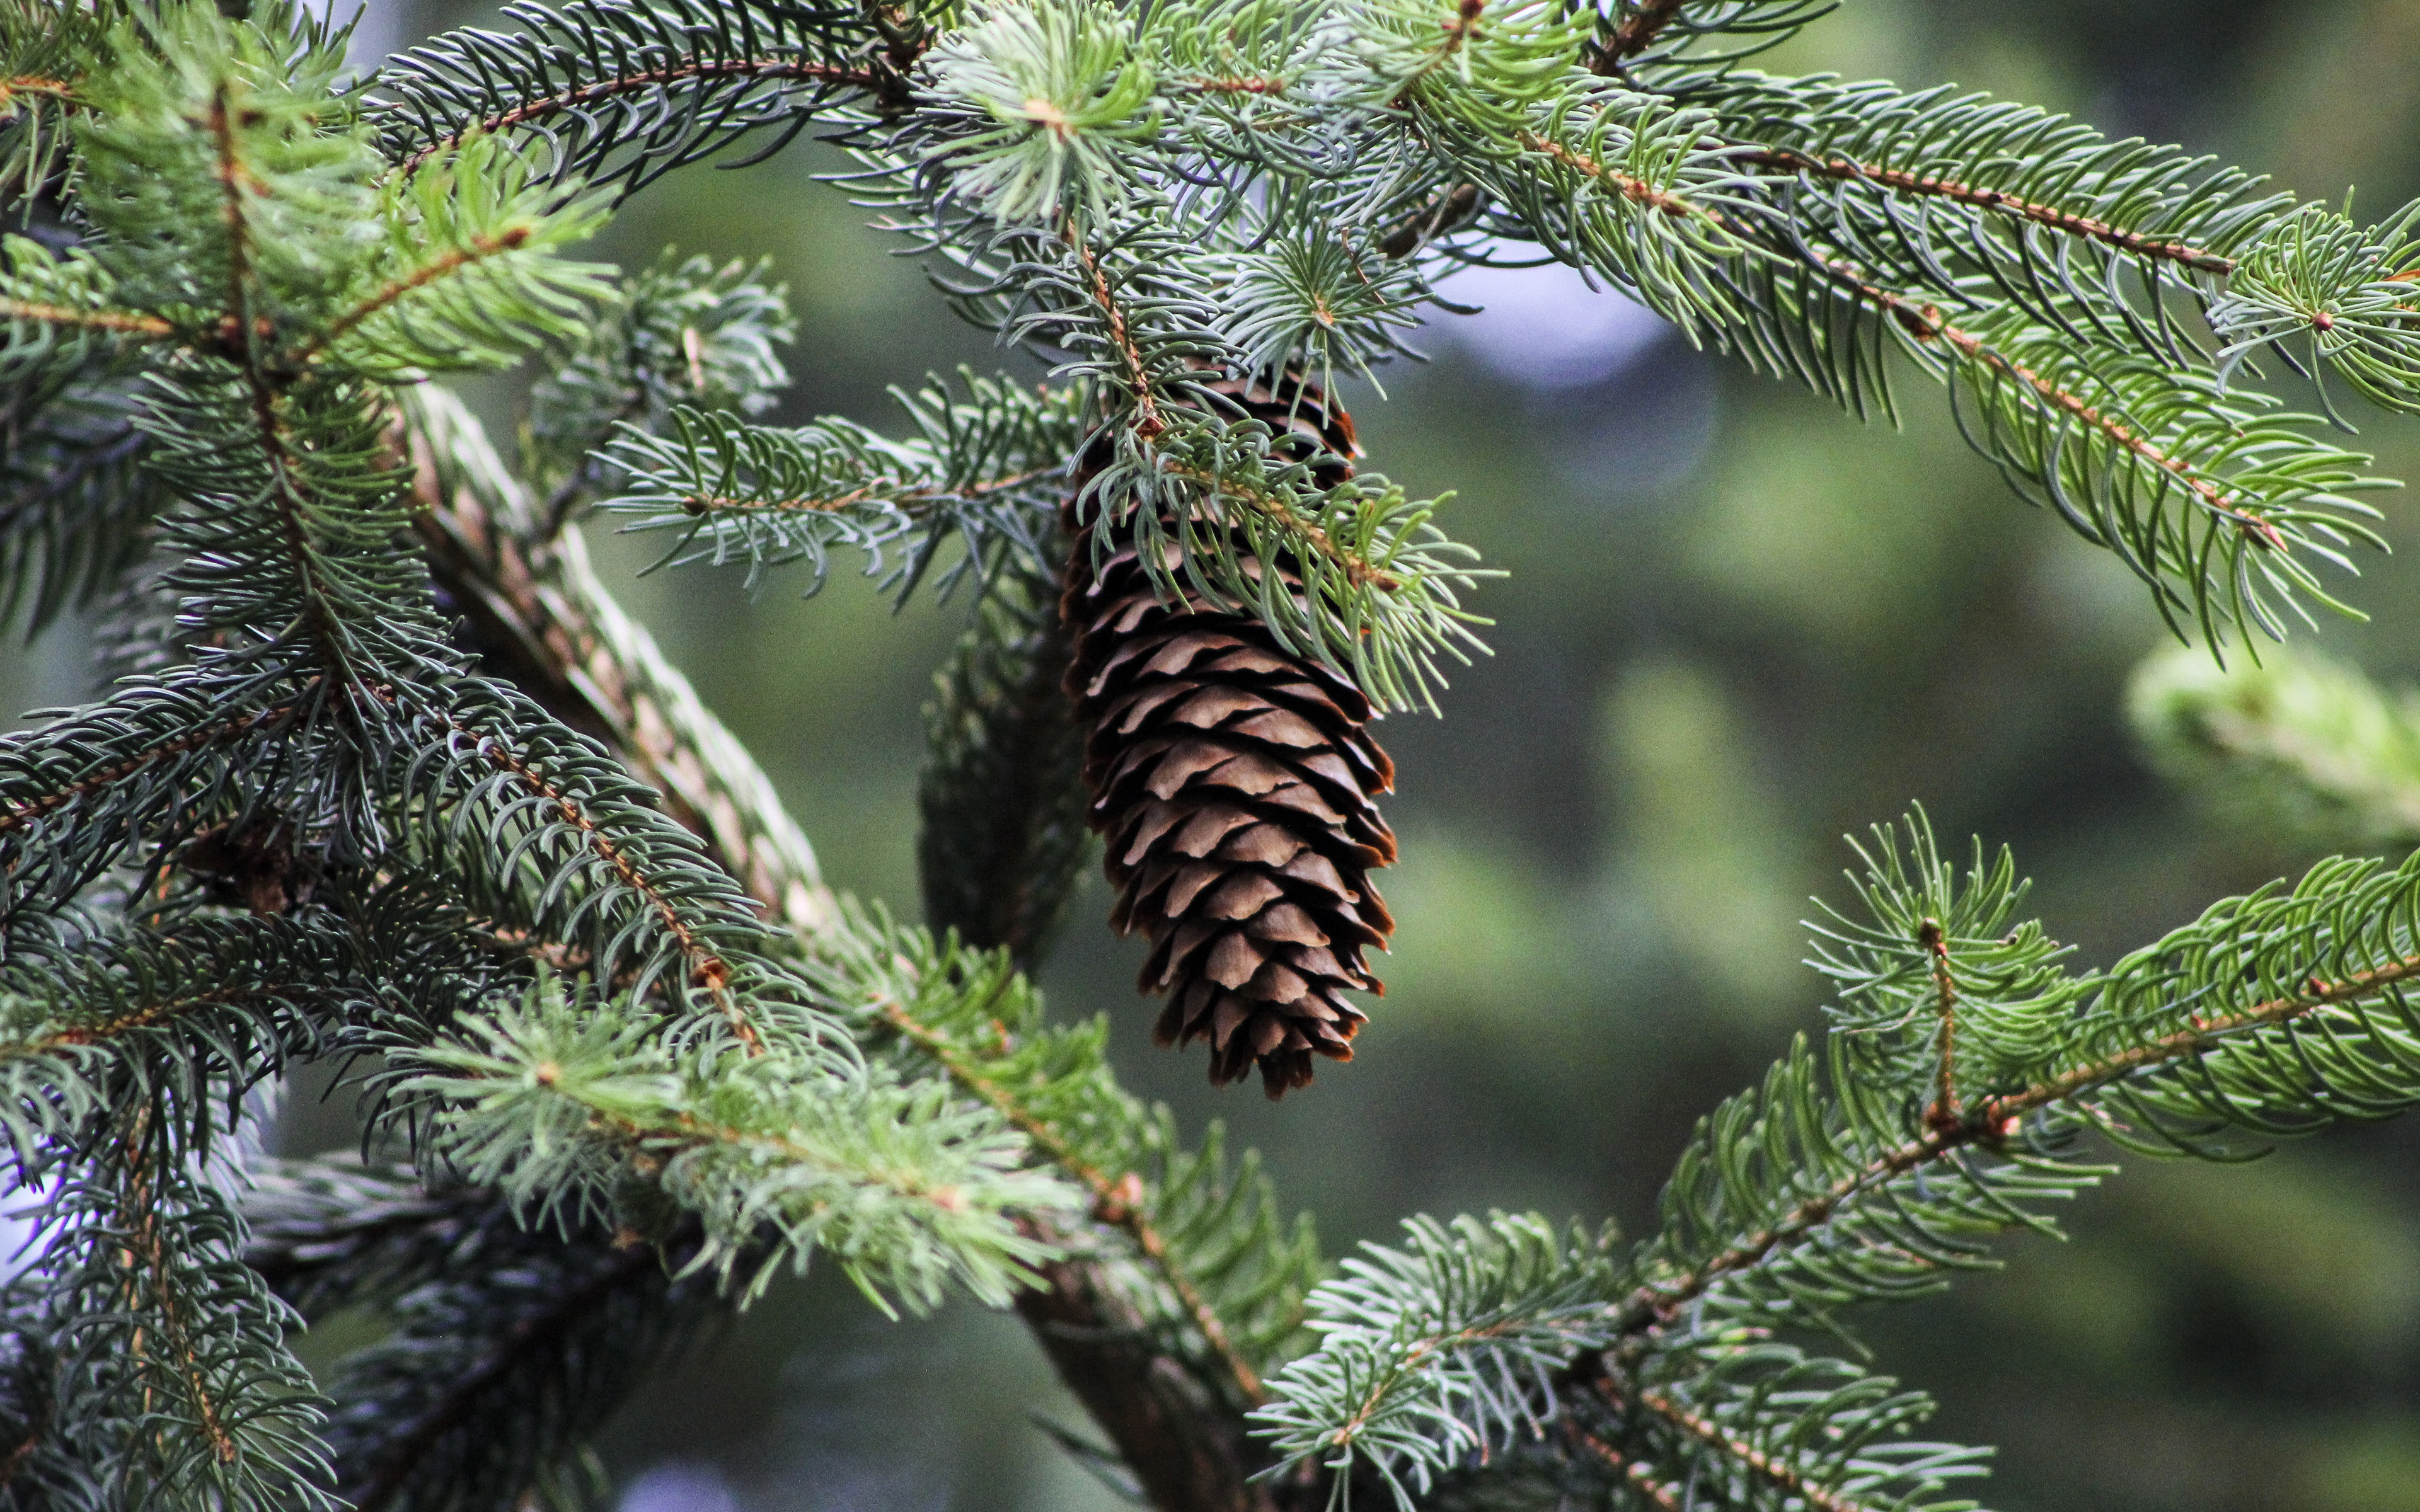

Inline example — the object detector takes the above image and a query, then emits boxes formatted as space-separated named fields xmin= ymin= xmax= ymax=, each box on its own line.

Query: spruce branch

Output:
xmin=369 ymin=0 xmax=895 ymax=193
xmin=409 ymin=385 xmax=1320 ymax=1511
xmin=243 ymin=1158 xmax=730 ymax=1512
xmin=1739 ymin=145 xmax=2239 ymax=275
xmin=1565 ymin=1424 xmax=1685 ymax=1511
xmin=243 ymin=1159 xmax=504 ymax=1322
xmin=1250 ymin=1213 xmax=1616 ymax=1502
xmin=1683 ymin=73 xmax=2288 ymax=321
xmin=1455 ymin=72 xmax=2395 ymax=648
xmin=1623 ymin=1386 xmax=1878 ymax=1512
xmin=0 ymin=676 xmax=328 ymax=924
xmin=597 ymin=370 xmax=1083 ymax=598
xmin=1262 ymin=811 xmax=2420 ymax=1503
xmin=1603 ymin=0 xmax=1688 ymax=66
xmin=31 ymin=0 xmax=2420 ymax=1504
xmin=405 ymin=975 xmax=1075 ymax=1314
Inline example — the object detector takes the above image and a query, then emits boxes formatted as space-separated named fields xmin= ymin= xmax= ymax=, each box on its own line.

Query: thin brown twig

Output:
xmin=1518 ymin=130 xmax=1724 ymax=226
xmin=0 ymin=76 xmax=72 ymax=105
xmin=1591 ymin=0 xmax=1689 ymax=72
xmin=0 ymin=986 xmax=286 ymax=1058
xmin=1741 ymin=147 xmax=2237 ymax=274
xmin=1566 ymin=1423 xmax=1683 ymax=1512
xmin=297 ymin=226 xmax=535 ymax=364
xmin=666 ymin=465 xmax=1060 ymax=519
xmin=395 ymin=59 xmax=879 ymax=175
xmin=1319 ymin=1316 xmax=1555 ymax=1456
xmin=1920 ymin=917 xmax=1959 ymax=1130
xmin=1069 ymin=231 xmax=1166 ymax=438
xmin=0 ymin=298 xmax=173 ymax=337
xmin=1622 ymin=1385 xmax=1885 ymax=1512
xmin=120 ymin=1135 xmax=238 ymax=1465
xmin=0 ymin=699 xmax=302 ymax=835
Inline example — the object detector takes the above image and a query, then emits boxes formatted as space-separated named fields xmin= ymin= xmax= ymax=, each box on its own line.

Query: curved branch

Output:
xmin=392 ymin=59 xmax=877 ymax=176
xmin=1615 ymin=948 xmax=2420 ymax=1331
xmin=0 ymin=696 xmax=304 ymax=837
xmin=403 ymin=389 xmax=839 ymax=941
xmin=342 ymin=1240 xmax=662 ymax=1512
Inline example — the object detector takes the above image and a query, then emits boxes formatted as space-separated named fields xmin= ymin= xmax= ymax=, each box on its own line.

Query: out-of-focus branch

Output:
xmin=400 ymin=386 xmax=838 ymax=939
xmin=2128 ymin=643 xmax=2420 ymax=856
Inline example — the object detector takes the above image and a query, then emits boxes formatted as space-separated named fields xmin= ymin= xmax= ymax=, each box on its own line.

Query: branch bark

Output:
xmin=1015 ymin=1240 xmax=1284 ymax=1512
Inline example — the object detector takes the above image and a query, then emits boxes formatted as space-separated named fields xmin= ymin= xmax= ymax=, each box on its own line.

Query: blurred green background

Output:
xmin=15 ymin=1 xmax=2420 ymax=1506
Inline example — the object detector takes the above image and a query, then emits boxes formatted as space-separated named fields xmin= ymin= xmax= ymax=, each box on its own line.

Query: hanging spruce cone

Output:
xmin=1061 ymin=375 xmax=1396 ymax=1097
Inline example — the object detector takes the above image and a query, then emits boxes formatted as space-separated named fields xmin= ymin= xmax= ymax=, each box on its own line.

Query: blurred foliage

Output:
xmin=2131 ymin=644 xmax=2420 ymax=861
xmin=8 ymin=0 xmax=2420 ymax=1508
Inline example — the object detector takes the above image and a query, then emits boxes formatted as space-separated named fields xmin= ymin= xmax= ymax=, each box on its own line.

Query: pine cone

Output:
xmin=1061 ymin=375 xmax=1396 ymax=1097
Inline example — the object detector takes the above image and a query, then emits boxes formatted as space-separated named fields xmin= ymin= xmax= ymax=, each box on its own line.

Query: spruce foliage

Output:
xmin=0 ymin=0 xmax=2416 ymax=1508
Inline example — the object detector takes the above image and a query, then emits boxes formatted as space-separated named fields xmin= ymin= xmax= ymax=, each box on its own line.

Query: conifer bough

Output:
xmin=0 ymin=0 xmax=2416 ymax=1509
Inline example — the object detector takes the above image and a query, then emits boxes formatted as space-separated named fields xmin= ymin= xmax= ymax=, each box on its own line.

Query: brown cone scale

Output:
xmin=1061 ymin=375 xmax=1396 ymax=1097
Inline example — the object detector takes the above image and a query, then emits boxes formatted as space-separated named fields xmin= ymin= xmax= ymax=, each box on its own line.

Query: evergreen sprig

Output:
xmin=408 ymin=972 xmax=1074 ymax=1312
xmin=1251 ymin=1213 xmax=1617 ymax=1503
xmin=369 ymin=0 xmax=889 ymax=196
xmin=525 ymin=249 xmax=796 ymax=507
xmin=599 ymin=368 xmax=1085 ymax=598
xmin=818 ymin=910 xmax=1326 ymax=1394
